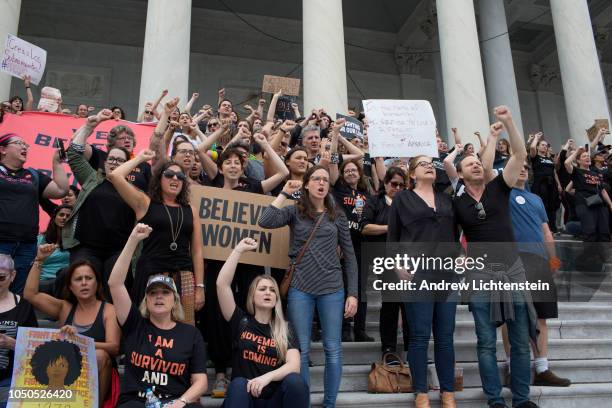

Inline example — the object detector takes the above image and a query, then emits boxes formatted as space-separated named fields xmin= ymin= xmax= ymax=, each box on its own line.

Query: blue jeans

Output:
xmin=470 ymin=292 xmax=531 ymax=406
xmin=404 ymin=298 xmax=457 ymax=393
xmin=223 ymin=374 xmax=309 ymax=408
xmin=0 ymin=241 xmax=37 ymax=295
xmin=287 ymin=287 xmax=344 ymax=408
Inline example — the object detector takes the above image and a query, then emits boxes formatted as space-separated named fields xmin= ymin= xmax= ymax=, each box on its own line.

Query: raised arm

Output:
xmin=495 ymin=106 xmax=527 ymax=188
xmin=591 ymin=127 xmax=607 ymax=151
xmin=481 ymin=123 xmax=503 ymax=182
xmin=564 ymin=147 xmax=582 ymax=174
xmin=107 ymin=149 xmax=154 ymax=219
xmin=108 ymin=224 xmax=152 ymax=325
xmin=374 ymin=157 xmax=386 ymax=184
xmin=71 ymin=109 xmax=114 ymax=161
xmin=184 ymin=92 xmax=199 ymax=115
xmin=266 ymin=90 xmax=282 ymax=124
xmin=23 ymin=75 xmax=34 ymax=111
xmin=338 ymin=136 xmax=365 ymax=161
xmin=530 ymin=132 xmax=542 ymax=158
xmin=291 ymin=102 xmax=301 ymax=119
xmin=150 ymin=89 xmax=167 ymax=120
xmin=475 ymin=131 xmax=486 ymax=157
xmin=42 ymin=150 xmax=69 ymax=199
xmin=217 ymin=238 xmax=259 ymax=321
xmin=258 ymin=182 xmax=300 ymax=228
xmin=256 ymin=133 xmax=290 ymax=193
xmin=443 ymin=144 xmax=463 ymax=183
xmin=23 ymin=244 xmax=66 ymax=318
xmin=217 ymin=88 xmax=225 ymax=108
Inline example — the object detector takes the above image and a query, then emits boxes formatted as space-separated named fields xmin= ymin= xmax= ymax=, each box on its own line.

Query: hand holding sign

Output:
xmin=59 ymin=325 xmax=78 ymax=338
xmin=1 ymin=35 xmax=47 ymax=85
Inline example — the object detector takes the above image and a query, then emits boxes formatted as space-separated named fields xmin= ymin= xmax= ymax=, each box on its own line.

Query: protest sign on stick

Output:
xmin=8 ymin=327 xmax=98 ymax=408
xmin=1 ymin=34 xmax=47 ymax=86
xmin=192 ymin=186 xmax=291 ymax=269
xmin=363 ymin=99 xmax=438 ymax=158
xmin=335 ymin=113 xmax=364 ymax=140
xmin=262 ymin=75 xmax=300 ymax=96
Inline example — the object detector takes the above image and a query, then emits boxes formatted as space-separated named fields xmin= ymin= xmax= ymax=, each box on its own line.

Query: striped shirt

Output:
xmin=258 ymin=205 xmax=358 ymax=297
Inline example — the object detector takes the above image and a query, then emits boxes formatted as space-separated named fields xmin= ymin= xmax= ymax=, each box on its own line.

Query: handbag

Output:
xmin=367 ymin=352 xmax=413 ymax=393
xmin=585 ymin=192 xmax=603 ymax=207
xmin=280 ymin=212 xmax=325 ymax=299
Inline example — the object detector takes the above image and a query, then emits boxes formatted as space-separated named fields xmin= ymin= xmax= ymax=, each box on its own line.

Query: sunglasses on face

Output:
xmin=208 ymin=122 xmax=220 ymax=128
xmin=163 ymin=169 xmax=187 ymax=181
xmin=389 ymin=181 xmax=405 ymax=189
xmin=106 ymin=156 xmax=127 ymax=165
xmin=144 ymin=110 xmax=153 ymax=115
xmin=0 ymin=274 xmax=11 ymax=282
xmin=475 ymin=202 xmax=486 ymax=220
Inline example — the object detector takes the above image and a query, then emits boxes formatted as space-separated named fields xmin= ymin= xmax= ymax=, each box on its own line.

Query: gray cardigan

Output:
xmin=259 ymin=205 xmax=358 ymax=298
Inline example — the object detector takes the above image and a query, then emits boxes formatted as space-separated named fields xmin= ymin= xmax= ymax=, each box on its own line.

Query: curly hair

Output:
xmin=148 ymin=160 xmax=191 ymax=207
xmin=338 ymin=159 xmax=371 ymax=194
xmin=107 ymin=124 xmax=135 ymax=149
xmin=31 ymin=340 xmax=82 ymax=386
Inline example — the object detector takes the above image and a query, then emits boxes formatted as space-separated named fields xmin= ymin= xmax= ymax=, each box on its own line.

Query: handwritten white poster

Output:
xmin=1 ymin=34 xmax=47 ymax=85
xmin=363 ymin=99 xmax=438 ymax=158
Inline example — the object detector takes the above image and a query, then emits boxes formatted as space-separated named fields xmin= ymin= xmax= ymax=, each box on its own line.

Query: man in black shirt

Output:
xmin=454 ymin=106 xmax=539 ymax=408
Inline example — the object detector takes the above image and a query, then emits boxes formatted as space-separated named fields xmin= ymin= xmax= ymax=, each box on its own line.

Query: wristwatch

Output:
xmin=280 ymin=191 xmax=292 ymax=199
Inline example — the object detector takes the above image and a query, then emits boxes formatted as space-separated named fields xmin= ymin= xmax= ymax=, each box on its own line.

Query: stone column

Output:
xmin=0 ymin=0 xmax=22 ymax=101
xmin=478 ymin=0 xmax=525 ymax=137
xmin=530 ymin=64 xmax=565 ymax=148
xmin=303 ymin=0 xmax=348 ymax=116
xmin=437 ymin=0 xmax=490 ymax=146
xmin=550 ymin=0 xmax=611 ymax=143
xmin=139 ymin=0 xmax=191 ymax=111
xmin=395 ymin=46 xmax=425 ymax=100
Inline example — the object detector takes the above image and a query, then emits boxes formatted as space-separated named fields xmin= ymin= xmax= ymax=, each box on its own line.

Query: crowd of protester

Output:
xmin=0 ymin=75 xmax=611 ymax=408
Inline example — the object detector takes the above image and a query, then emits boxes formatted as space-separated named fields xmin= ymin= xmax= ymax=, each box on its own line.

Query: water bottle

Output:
xmin=145 ymin=388 xmax=162 ymax=408
xmin=355 ymin=196 xmax=365 ymax=220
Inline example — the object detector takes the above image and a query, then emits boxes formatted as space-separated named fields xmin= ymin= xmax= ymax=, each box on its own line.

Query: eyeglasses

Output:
xmin=175 ymin=149 xmax=195 ymax=156
xmin=163 ymin=169 xmax=187 ymax=181
xmin=144 ymin=110 xmax=153 ymax=115
xmin=417 ymin=161 xmax=434 ymax=168
xmin=0 ymin=275 xmax=9 ymax=282
xmin=389 ymin=181 xmax=405 ymax=189
xmin=343 ymin=168 xmax=358 ymax=174
xmin=7 ymin=140 xmax=29 ymax=149
xmin=115 ymin=136 xmax=134 ymax=142
xmin=106 ymin=156 xmax=127 ymax=165
xmin=475 ymin=202 xmax=486 ymax=220
xmin=310 ymin=176 xmax=329 ymax=184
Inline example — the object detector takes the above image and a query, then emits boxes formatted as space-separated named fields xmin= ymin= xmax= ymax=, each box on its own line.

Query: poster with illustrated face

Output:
xmin=7 ymin=328 xmax=98 ymax=408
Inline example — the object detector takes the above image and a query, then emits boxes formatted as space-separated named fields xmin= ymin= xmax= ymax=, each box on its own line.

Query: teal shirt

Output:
xmin=36 ymin=235 xmax=70 ymax=280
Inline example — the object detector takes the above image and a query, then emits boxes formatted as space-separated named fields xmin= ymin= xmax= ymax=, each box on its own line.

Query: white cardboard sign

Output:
xmin=1 ymin=34 xmax=47 ymax=85
xmin=363 ymin=99 xmax=438 ymax=158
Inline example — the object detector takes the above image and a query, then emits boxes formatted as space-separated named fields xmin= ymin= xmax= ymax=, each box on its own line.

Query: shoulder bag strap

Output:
xmin=293 ymin=212 xmax=326 ymax=268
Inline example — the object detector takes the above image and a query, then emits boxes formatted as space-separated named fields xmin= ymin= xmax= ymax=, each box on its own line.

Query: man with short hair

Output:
xmin=455 ymin=106 xmax=540 ymax=408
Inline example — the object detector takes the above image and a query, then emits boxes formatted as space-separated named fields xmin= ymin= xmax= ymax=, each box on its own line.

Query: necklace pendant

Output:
xmin=170 ymin=242 xmax=178 ymax=251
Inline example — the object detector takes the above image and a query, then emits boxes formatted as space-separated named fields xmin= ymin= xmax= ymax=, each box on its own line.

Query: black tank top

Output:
xmin=138 ymin=201 xmax=194 ymax=274
xmin=65 ymin=301 xmax=106 ymax=343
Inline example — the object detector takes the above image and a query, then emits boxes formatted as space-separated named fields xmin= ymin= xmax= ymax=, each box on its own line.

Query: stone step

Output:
xmin=309 ymin=339 xmax=612 ymax=365
xmin=305 ymin=359 xmax=612 ymax=392
xmin=200 ymin=383 xmax=612 ymax=407
xmin=362 ymin=319 xmax=612 ymax=341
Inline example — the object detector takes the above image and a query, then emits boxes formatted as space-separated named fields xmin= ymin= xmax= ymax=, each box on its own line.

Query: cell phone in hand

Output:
xmin=54 ymin=138 xmax=67 ymax=162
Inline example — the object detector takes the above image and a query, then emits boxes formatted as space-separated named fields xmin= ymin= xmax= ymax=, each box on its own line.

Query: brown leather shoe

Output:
xmin=533 ymin=369 xmax=571 ymax=387
xmin=415 ymin=393 xmax=431 ymax=408
xmin=441 ymin=392 xmax=456 ymax=408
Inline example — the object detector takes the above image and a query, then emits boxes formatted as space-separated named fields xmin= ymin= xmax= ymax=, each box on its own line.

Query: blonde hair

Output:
xmin=139 ymin=288 xmax=185 ymax=322
xmin=246 ymin=276 xmax=290 ymax=362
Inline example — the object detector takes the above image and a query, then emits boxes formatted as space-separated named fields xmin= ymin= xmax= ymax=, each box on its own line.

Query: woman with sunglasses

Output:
xmin=64 ymin=110 xmax=136 ymax=298
xmin=530 ymin=132 xmax=561 ymax=233
xmin=259 ymin=166 xmax=358 ymax=407
xmin=361 ymin=167 xmax=410 ymax=359
xmin=0 ymin=132 xmax=69 ymax=294
xmin=387 ymin=156 xmax=459 ymax=408
xmin=107 ymin=149 xmax=204 ymax=325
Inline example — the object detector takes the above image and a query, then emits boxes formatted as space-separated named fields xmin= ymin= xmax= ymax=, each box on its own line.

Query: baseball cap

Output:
xmin=145 ymin=275 xmax=178 ymax=293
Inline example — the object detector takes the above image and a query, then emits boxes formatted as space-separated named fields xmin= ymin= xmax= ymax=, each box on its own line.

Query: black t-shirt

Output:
xmin=89 ymin=147 xmax=151 ymax=192
xmin=0 ymin=295 xmax=38 ymax=381
xmin=361 ymin=192 xmax=390 ymax=243
xmin=454 ymin=175 xmax=517 ymax=264
xmin=433 ymin=153 xmax=451 ymax=192
xmin=332 ymin=183 xmax=368 ymax=251
xmin=230 ymin=307 xmax=299 ymax=398
xmin=119 ymin=305 xmax=207 ymax=402
xmin=74 ymin=180 xmax=135 ymax=251
xmin=571 ymin=167 xmax=602 ymax=204
xmin=493 ymin=151 xmax=509 ymax=174
xmin=210 ymin=173 xmax=264 ymax=194
xmin=0 ymin=166 xmax=51 ymax=242
xmin=531 ymin=155 xmax=555 ymax=179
